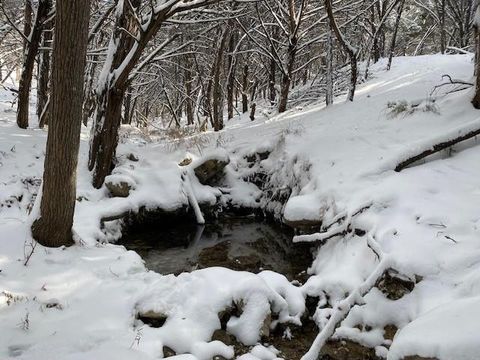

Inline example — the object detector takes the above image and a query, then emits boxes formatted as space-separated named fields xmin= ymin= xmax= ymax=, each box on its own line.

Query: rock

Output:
xmin=244 ymin=150 xmax=271 ymax=163
xmin=194 ymin=156 xmax=230 ymax=185
xmin=179 ymin=157 xmax=192 ymax=166
xmin=283 ymin=218 xmax=322 ymax=231
xmin=127 ymin=153 xmax=139 ymax=161
xmin=163 ymin=346 xmax=176 ymax=357
xmin=320 ymin=339 xmax=380 ymax=360
xmin=376 ymin=269 xmax=417 ymax=300
xmin=383 ymin=324 xmax=398 ymax=342
xmin=105 ymin=181 xmax=131 ymax=197
xmin=105 ymin=175 xmax=135 ymax=197
xmin=259 ymin=312 xmax=272 ymax=339
xmin=137 ymin=310 xmax=167 ymax=328
xmin=212 ymin=329 xmax=235 ymax=345
xmin=43 ymin=299 xmax=64 ymax=310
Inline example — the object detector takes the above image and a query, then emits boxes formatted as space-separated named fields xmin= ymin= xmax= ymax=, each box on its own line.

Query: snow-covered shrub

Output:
xmin=386 ymin=98 xmax=440 ymax=119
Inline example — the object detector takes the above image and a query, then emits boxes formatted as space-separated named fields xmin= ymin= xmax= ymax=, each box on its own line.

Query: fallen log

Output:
xmin=395 ymin=121 xmax=480 ymax=172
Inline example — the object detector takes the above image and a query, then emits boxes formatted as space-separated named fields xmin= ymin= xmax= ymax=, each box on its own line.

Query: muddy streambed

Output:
xmin=119 ymin=216 xmax=313 ymax=282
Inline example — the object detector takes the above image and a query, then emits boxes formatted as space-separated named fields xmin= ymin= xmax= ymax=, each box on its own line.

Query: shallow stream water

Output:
xmin=119 ymin=216 xmax=312 ymax=282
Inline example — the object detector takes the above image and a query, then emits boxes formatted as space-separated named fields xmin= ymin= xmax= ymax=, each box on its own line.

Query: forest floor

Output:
xmin=1 ymin=54 xmax=480 ymax=360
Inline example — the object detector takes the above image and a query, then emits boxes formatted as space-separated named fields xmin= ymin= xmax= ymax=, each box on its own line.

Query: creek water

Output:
xmin=119 ymin=216 xmax=312 ymax=282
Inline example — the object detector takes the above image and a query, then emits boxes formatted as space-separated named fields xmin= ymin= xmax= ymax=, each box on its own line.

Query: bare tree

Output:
xmin=324 ymin=0 xmax=358 ymax=101
xmin=16 ymin=0 xmax=51 ymax=129
xmin=32 ymin=0 xmax=90 ymax=247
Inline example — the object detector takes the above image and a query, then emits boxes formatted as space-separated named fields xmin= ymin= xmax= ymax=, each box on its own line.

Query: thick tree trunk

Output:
xmin=32 ymin=0 xmax=90 ymax=247
xmin=89 ymin=0 xmax=141 ymax=188
xmin=473 ymin=26 xmax=480 ymax=108
xmin=89 ymin=0 xmax=217 ymax=188
xmin=16 ymin=0 xmax=50 ymax=129
xmin=278 ymin=40 xmax=297 ymax=113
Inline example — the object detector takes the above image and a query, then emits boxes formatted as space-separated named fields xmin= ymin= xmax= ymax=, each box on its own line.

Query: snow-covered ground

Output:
xmin=1 ymin=54 xmax=480 ymax=359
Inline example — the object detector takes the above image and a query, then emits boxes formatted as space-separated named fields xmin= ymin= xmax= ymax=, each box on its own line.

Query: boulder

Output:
xmin=194 ymin=156 xmax=230 ymax=186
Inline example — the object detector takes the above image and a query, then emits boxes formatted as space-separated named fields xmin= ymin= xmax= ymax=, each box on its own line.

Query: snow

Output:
xmin=2 ymin=54 xmax=480 ymax=359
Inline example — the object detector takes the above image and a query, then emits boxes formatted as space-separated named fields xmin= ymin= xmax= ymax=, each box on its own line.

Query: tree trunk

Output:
xmin=473 ymin=27 xmax=480 ymax=108
xmin=23 ymin=0 xmax=32 ymax=52
xmin=324 ymin=0 xmax=358 ymax=102
xmin=278 ymin=39 xmax=297 ymax=113
xmin=184 ymin=55 xmax=194 ymax=125
xmin=89 ymin=0 xmax=216 ymax=188
xmin=36 ymin=4 xmax=53 ymax=125
xmin=89 ymin=0 xmax=141 ymax=188
xmin=227 ymin=30 xmax=237 ymax=120
xmin=212 ymin=27 xmax=228 ymax=131
xmin=387 ymin=0 xmax=405 ymax=71
xmin=242 ymin=64 xmax=248 ymax=113
xmin=16 ymin=0 xmax=50 ymax=129
xmin=123 ymin=87 xmax=132 ymax=125
xmin=32 ymin=0 xmax=90 ymax=247
xmin=325 ymin=26 xmax=334 ymax=106
xmin=269 ymin=57 xmax=276 ymax=106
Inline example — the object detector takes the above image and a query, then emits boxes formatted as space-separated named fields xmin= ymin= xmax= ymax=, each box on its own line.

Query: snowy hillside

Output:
xmin=1 ymin=54 xmax=480 ymax=360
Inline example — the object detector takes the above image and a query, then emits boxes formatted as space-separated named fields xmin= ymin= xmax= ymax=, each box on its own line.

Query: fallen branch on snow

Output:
xmin=395 ymin=121 xmax=480 ymax=172
xmin=301 ymin=234 xmax=391 ymax=360
xmin=293 ymin=202 xmax=371 ymax=244
xmin=430 ymin=74 xmax=473 ymax=97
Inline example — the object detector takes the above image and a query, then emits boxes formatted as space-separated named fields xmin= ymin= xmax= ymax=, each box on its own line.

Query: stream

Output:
xmin=119 ymin=215 xmax=312 ymax=282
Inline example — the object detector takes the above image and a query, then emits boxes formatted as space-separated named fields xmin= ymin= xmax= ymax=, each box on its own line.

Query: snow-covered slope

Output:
xmin=1 ymin=54 xmax=480 ymax=359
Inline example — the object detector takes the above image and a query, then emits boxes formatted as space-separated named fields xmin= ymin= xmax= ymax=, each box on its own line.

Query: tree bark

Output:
xmin=184 ymin=55 xmax=195 ymax=125
xmin=325 ymin=26 xmax=334 ymax=106
xmin=226 ymin=30 xmax=237 ymax=120
xmin=387 ymin=0 xmax=405 ymax=71
xmin=324 ymin=0 xmax=358 ymax=101
xmin=212 ymin=27 xmax=228 ymax=131
xmin=16 ymin=0 xmax=50 ymax=129
xmin=36 ymin=2 xmax=53 ymax=126
xmin=242 ymin=64 xmax=248 ymax=113
xmin=32 ymin=0 xmax=90 ymax=247
xmin=472 ymin=1 xmax=480 ymax=108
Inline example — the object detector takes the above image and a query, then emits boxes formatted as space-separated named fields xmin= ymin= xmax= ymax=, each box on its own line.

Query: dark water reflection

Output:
xmin=119 ymin=216 xmax=312 ymax=281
